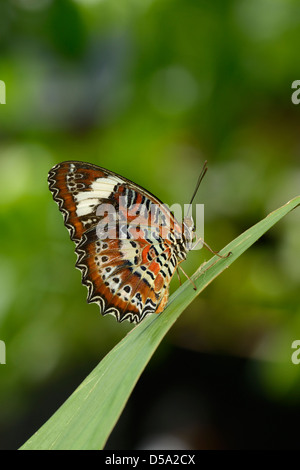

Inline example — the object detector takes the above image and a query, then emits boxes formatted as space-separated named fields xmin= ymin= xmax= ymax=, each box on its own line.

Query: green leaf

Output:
xmin=20 ymin=196 xmax=300 ymax=450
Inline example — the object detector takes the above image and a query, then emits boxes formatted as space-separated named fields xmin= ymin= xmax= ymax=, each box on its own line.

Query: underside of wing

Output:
xmin=48 ymin=161 xmax=183 ymax=322
xmin=75 ymin=229 xmax=177 ymax=323
xmin=48 ymin=161 xmax=125 ymax=243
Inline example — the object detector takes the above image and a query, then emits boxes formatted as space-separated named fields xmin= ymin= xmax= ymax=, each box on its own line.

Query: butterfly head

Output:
xmin=182 ymin=214 xmax=195 ymax=251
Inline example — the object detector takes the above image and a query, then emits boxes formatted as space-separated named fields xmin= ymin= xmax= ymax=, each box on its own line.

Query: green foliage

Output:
xmin=20 ymin=197 xmax=300 ymax=450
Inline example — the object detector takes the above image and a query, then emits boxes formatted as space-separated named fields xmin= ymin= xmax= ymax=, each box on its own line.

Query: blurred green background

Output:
xmin=0 ymin=0 xmax=300 ymax=450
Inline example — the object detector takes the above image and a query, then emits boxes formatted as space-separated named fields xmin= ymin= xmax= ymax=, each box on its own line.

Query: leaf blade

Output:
xmin=20 ymin=196 xmax=300 ymax=450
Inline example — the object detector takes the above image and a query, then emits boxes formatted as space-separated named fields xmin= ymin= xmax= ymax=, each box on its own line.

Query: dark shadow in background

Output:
xmin=2 ymin=346 xmax=300 ymax=450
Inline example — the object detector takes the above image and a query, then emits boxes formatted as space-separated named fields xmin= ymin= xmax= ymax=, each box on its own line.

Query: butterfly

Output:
xmin=48 ymin=160 xmax=209 ymax=323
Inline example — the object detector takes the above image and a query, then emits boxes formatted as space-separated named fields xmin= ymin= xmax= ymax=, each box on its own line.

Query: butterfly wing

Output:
xmin=48 ymin=160 xmax=185 ymax=323
xmin=48 ymin=161 xmax=128 ymax=244
xmin=75 ymin=232 xmax=173 ymax=323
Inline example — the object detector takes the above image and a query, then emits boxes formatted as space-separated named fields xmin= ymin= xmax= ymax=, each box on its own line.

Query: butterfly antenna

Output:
xmin=186 ymin=160 xmax=208 ymax=217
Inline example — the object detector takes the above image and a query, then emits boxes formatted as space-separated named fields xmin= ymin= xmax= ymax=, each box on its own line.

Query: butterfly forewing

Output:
xmin=48 ymin=161 xmax=187 ymax=323
xmin=48 ymin=161 xmax=124 ymax=243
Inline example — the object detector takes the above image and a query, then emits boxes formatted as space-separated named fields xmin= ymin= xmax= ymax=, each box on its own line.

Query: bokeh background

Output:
xmin=0 ymin=0 xmax=300 ymax=450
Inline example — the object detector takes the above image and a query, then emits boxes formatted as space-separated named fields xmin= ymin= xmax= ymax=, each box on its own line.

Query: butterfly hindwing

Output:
xmin=75 ymin=228 xmax=175 ymax=322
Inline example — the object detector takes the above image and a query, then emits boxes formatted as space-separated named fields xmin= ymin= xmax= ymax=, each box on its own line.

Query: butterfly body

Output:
xmin=48 ymin=161 xmax=194 ymax=323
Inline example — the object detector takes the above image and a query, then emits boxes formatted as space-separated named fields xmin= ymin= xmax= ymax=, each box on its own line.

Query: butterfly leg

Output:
xmin=178 ymin=265 xmax=197 ymax=290
xmin=176 ymin=267 xmax=182 ymax=286
xmin=192 ymin=237 xmax=231 ymax=259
